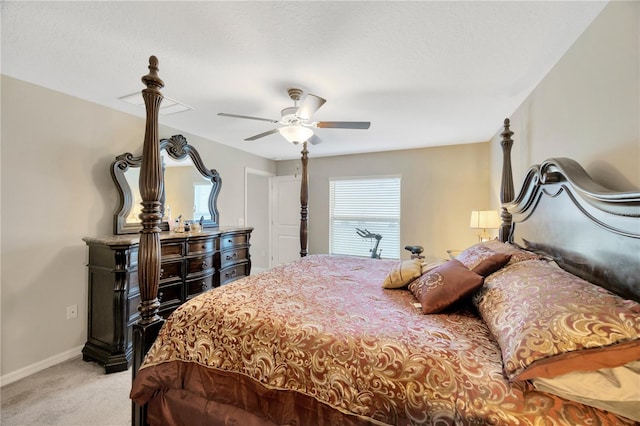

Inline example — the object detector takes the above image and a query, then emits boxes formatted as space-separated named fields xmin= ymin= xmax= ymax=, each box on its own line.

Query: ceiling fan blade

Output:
xmin=296 ymin=94 xmax=326 ymax=120
xmin=308 ymin=134 xmax=322 ymax=145
xmin=315 ymin=121 xmax=371 ymax=129
xmin=218 ymin=113 xmax=279 ymax=123
xmin=244 ymin=128 xmax=280 ymax=141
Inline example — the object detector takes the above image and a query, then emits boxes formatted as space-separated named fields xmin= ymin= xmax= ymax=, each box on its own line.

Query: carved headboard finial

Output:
xmin=499 ymin=118 xmax=515 ymax=242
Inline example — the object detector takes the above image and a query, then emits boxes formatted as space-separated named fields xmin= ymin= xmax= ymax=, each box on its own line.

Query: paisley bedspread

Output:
xmin=130 ymin=255 xmax=634 ymax=425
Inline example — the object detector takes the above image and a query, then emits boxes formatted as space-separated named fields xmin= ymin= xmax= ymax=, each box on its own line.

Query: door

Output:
xmin=272 ymin=175 xmax=302 ymax=266
xmin=246 ymin=169 xmax=272 ymax=273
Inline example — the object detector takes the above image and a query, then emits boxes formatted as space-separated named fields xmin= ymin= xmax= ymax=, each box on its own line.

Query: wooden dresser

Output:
xmin=81 ymin=227 xmax=252 ymax=373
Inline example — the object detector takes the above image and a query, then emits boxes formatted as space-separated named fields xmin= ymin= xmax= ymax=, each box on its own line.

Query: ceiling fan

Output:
xmin=218 ymin=88 xmax=371 ymax=145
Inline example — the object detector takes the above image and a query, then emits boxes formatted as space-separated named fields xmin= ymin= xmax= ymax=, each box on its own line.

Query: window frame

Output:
xmin=329 ymin=174 xmax=402 ymax=260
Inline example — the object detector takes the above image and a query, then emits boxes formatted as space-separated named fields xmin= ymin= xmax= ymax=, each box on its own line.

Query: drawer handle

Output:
xmin=227 ymin=239 xmax=232 ymax=243
xmin=202 ymin=244 xmax=207 ymax=249
xmin=201 ymin=260 xmax=209 ymax=269
xmin=201 ymin=281 xmax=207 ymax=291
xmin=225 ymin=252 xmax=237 ymax=261
xmin=225 ymin=270 xmax=237 ymax=279
xmin=158 ymin=292 xmax=163 ymax=303
xmin=159 ymin=268 xmax=164 ymax=278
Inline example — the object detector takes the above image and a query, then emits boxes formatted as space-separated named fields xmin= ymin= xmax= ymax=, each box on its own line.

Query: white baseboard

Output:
xmin=252 ymin=266 xmax=268 ymax=274
xmin=1 ymin=344 xmax=84 ymax=387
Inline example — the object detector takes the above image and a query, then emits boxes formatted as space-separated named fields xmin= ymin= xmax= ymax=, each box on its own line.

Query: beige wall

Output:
xmin=277 ymin=142 xmax=491 ymax=260
xmin=0 ymin=76 xmax=275 ymax=378
xmin=489 ymin=1 xmax=639 ymax=201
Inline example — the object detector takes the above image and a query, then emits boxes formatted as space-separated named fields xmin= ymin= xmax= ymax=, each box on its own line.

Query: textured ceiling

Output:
xmin=1 ymin=1 xmax=607 ymax=160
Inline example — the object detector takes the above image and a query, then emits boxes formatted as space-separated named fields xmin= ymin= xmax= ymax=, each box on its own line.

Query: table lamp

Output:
xmin=470 ymin=210 xmax=500 ymax=242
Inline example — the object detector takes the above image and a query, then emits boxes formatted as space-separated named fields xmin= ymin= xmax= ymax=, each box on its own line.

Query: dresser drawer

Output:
xmin=221 ymin=247 xmax=248 ymax=269
xmin=186 ymin=254 xmax=215 ymax=276
xmin=185 ymin=273 xmax=214 ymax=300
xmin=129 ymin=249 xmax=139 ymax=268
xmin=88 ymin=245 xmax=138 ymax=269
xmin=161 ymin=241 xmax=184 ymax=258
xmin=127 ymin=291 xmax=140 ymax=324
xmin=220 ymin=261 xmax=249 ymax=285
xmin=158 ymin=282 xmax=182 ymax=311
xmin=220 ymin=233 xmax=249 ymax=250
xmin=128 ymin=269 xmax=139 ymax=293
xmin=187 ymin=238 xmax=218 ymax=255
xmin=159 ymin=259 xmax=183 ymax=284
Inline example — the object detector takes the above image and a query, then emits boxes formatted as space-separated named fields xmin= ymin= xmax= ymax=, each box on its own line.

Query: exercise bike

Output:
xmin=355 ymin=228 xmax=382 ymax=259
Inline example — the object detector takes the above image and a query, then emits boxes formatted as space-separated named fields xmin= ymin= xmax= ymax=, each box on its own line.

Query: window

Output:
xmin=329 ymin=176 xmax=401 ymax=259
xmin=193 ymin=183 xmax=212 ymax=220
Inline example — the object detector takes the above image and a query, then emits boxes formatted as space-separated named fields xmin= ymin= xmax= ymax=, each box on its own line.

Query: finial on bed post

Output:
xmin=300 ymin=142 xmax=309 ymax=257
xmin=499 ymin=118 xmax=514 ymax=242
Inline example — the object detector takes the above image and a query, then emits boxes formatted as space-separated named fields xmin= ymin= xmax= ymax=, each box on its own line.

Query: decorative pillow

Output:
xmin=532 ymin=361 xmax=640 ymax=421
xmin=457 ymin=239 xmax=540 ymax=269
xmin=408 ymin=259 xmax=484 ymax=314
xmin=421 ymin=259 xmax=447 ymax=274
xmin=474 ymin=259 xmax=640 ymax=381
xmin=471 ymin=253 xmax=511 ymax=276
xmin=382 ymin=259 xmax=422 ymax=289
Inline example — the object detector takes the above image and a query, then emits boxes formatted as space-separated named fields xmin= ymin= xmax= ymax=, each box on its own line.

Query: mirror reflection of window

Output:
xmin=127 ymin=167 xmax=142 ymax=222
xmin=163 ymin=156 xmax=212 ymax=223
xmin=193 ymin=183 xmax=212 ymax=220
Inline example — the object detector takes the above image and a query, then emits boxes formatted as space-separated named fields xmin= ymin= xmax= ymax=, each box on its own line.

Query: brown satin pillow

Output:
xmin=382 ymin=259 xmax=422 ymax=289
xmin=408 ymin=259 xmax=484 ymax=314
xmin=472 ymin=253 xmax=512 ymax=276
xmin=475 ymin=259 xmax=640 ymax=381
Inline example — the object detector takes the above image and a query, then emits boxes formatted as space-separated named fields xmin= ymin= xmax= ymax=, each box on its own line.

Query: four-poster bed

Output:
xmin=130 ymin=57 xmax=639 ymax=425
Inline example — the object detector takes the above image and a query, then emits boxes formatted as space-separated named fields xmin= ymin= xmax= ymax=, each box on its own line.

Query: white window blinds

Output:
xmin=193 ymin=183 xmax=211 ymax=220
xmin=329 ymin=176 xmax=401 ymax=259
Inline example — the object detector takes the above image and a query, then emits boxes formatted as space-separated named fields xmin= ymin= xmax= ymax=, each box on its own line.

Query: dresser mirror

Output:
xmin=111 ymin=134 xmax=221 ymax=234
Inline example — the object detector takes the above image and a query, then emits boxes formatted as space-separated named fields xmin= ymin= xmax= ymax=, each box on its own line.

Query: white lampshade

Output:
xmin=279 ymin=125 xmax=313 ymax=144
xmin=469 ymin=210 xmax=501 ymax=241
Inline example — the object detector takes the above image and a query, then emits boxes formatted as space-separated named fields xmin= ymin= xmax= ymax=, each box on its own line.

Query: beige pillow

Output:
xmin=382 ymin=259 xmax=422 ymax=289
xmin=421 ymin=259 xmax=447 ymax=274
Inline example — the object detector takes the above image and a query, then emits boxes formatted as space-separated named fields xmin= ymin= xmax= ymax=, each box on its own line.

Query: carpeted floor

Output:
xmin=1 ymin=356 xmax=131 ymax=426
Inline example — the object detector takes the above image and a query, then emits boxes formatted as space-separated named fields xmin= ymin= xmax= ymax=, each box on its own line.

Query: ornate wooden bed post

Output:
xmin=300 ymin=141 xmax=309 ymax=257
xmin=499 ymin=118 xmax=514 ymax=242
xmin=132 ymin=56 xmax=165 ymax=426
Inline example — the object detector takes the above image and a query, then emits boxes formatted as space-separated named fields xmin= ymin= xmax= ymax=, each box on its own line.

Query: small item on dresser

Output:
xmin=175 ymin=215 xmax=185 ymax=233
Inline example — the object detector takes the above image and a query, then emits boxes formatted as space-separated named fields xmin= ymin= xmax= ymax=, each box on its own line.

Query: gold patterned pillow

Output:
xmin=382 ymin=259 xmax=422 ymax=289
xmin=475 ymin=259 xmax=640 ymax=381
xmin=408 ymin=259 xmax=484 ymax=314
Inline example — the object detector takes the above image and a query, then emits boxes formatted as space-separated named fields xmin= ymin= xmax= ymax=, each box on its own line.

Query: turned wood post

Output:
xmin=300 ymin=142 xmax=309 ymax=257
xmin=499 ymin=118 xmax=514 ymax=242
xmin=137 ymin=55 xmax=164 ymax=324
xmin=132 ymin=56 xmax=165 ymax=426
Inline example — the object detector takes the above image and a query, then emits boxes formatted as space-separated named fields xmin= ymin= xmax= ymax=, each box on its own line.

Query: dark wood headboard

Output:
xmin=498 ymin=119 xmax=640 ymax=302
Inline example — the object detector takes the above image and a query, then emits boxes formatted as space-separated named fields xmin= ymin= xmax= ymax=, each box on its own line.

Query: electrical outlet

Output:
xmin=66 ymin=304 xmax=78 ymax=319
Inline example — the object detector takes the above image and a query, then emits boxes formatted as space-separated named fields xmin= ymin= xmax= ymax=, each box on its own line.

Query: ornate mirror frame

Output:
xmin=111 ymin=134 xmax=221 ymax=234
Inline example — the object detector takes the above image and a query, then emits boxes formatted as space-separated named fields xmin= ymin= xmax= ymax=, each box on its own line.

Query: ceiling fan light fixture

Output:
xmin=279 ymin=125 xmax=313 ymax=144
